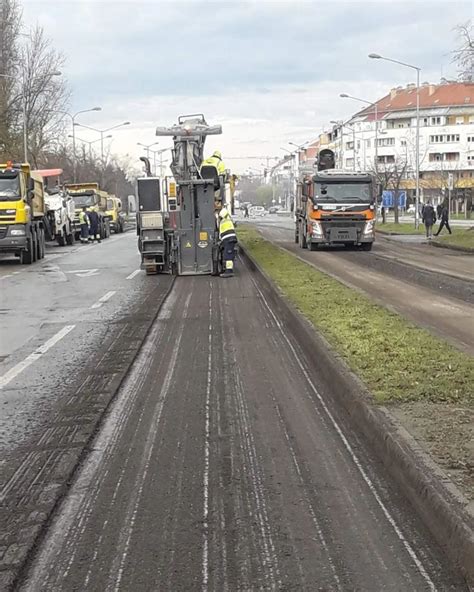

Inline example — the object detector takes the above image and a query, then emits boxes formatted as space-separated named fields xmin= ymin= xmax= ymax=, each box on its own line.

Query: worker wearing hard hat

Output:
xmin=202 ymin=150 xmax=226 ymax=176
xmin=217 ymin=206 xmax=237 ymax=278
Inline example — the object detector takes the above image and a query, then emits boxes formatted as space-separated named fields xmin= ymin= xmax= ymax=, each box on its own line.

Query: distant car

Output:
xmin=268 ymin=206 xmax=278 ymax=214
xmin=250 ymin=206 xmax=266 ymax=217
xmin=407 ymin=205 xmax=416 ymax=214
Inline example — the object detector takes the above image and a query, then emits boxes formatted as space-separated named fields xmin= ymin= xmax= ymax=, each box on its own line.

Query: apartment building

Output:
xmin=325 ymin=81 xmax=474 ymax=203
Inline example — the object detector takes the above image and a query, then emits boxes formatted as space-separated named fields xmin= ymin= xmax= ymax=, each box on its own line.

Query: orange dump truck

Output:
xmin=295 ymin=149 xmax=376 ymax=251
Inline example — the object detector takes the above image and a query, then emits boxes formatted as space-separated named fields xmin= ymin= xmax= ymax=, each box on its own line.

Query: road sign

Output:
xmin=382 ymin=191 xmax=406 ymax=208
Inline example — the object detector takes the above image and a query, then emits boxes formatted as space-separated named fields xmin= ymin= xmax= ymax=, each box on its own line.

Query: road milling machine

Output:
xmin=137 ymin=114 xmax=228 ymax=275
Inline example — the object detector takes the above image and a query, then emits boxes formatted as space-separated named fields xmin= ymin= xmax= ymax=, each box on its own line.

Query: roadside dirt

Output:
xmin=393 ymin=402 xmax=474 ymax=500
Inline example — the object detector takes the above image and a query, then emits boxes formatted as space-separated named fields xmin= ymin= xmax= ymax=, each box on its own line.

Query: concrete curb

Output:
xmin=1 ymin=277 xmax=175 ymax=591
xmin=240 ymin=245 xmax=474 ymax=590
xmin=431 ymin=240 xmax=474 ymax=254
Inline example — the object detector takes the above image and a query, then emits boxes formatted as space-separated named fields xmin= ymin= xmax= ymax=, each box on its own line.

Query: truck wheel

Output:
xmin=294 ymin=225 xmax=299 ymax=244
xmin=310 ymin=242 xmax=319 ymax=251
xmin=119 ymin=222 xmax=124 ymax=233
xmin=57 ymin=231 xmax=66 ymax=247
xmin=20 ymin=239 xmax=34 ymax=264
xmin=299 ymin=225 xmax=307 ymax=249
xmin=66 ymin=231 xmax=74 ymax=246
xmin=360 ymin=243 xmax=373 ymax=251
xmin=39 ymin=229 xmax=45 ymax=259
xmin=32 ymin=233 xmax=38 ymax=262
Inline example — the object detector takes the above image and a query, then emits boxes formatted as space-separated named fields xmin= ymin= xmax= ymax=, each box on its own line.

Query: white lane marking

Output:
xmin=12 ymin=271 xmax=21 ymax=275
xmin=202 ymin=288 xmax=212 ymax=591
xmin=126 ymin=269 xmax=140 ymax=280
xmin=252 ymin=277 xmax=437 ymax=592
xmin=0 ymin=275 xmax=12 ymax=280
xmin=91 ymin=291 xmax=116 ymax=309
xmin=0 ymin=325 xmax=76 ymax=390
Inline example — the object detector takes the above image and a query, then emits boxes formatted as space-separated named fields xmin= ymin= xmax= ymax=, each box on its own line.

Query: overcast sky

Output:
xmin=23 ymin=0 xmax=473 ymax=173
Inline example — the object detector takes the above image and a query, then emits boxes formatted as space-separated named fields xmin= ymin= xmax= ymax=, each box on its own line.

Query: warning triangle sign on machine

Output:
xmin=185 ymin=241 xmax=192 ymax=248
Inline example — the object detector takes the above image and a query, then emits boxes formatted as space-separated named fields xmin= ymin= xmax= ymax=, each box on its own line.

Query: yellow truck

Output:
xmin=105 ymin=194 xmax=125 ymax=233
xmin=65 ymin=182 xmax=111 ymax=241
xmin=0 ymin=161 xmax=48 ymax=263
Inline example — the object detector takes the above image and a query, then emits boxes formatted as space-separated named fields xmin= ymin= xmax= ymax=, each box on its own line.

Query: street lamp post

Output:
xmin=369 ymin=53 xmax=421 ymax=228
xmin=74 ymin=121 xmax=131 ymax=163
xmin=137 ymin=141 xmax=160 ymax=162
xmin=56 ymin=107 xmax=102 ymax=181
xmin=70 ymin=134 xmax=112 ymax=160
xmin=1 ymin=69 xmax=61 ymax=163
xmin=340 ymin=93 xmax=379 ymax=173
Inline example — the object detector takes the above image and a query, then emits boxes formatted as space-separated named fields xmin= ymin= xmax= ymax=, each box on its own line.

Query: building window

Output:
xmin=377 ymin=155 xmax=395 ymax=164
xmin=445 ymin=152 xmax=460 ymax=161
xmin=345 ymin=141 xmax=354 ymax=150
xmin=455 ymin=116 xmax=464 ymax=125
xmin=423 ymin=117 xmax=429 ymax=126
xmin=366 ymin=139 xmax=371 ymax=148
xmin=468 ymin=136 xmax=474 ymax=142
xmin=345 ymin=158 xmax=354 ymax=168
xmin=446 ymin=134 xmax=460 ymax=142
xmin=429 ymin=153 xmax=443 ymax=162
xmin=401 ymin=140 xmax=407 ymax=147
xmin=357 ymin=141 xmax=361 ymax=150
xmin=377 ymin=137 xmax=395 ymax=147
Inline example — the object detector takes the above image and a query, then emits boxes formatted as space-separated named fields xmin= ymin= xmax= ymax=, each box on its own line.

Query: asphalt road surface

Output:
xmin=251 ymin=216 xmax=474 ymax=356
xmin=18 ymin=258 xmax=466 ymax=590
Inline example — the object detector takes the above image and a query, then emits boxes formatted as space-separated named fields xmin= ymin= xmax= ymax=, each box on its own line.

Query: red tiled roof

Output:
xmin=358 ymin=82 xmax=474 ymax=117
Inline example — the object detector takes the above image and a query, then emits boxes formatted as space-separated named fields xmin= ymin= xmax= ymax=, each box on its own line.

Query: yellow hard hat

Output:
xmin=213 ymin=150 xmax=222 ymax=159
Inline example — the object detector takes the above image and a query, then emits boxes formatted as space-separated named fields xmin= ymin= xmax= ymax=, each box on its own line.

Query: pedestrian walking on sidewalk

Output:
xmin=79 ymin=207 xmax=90 ymax=243
xmin=422 ymin=201 xmax=436 ymax=239
xmin=435 ymin=202 xmax=452 ymax=236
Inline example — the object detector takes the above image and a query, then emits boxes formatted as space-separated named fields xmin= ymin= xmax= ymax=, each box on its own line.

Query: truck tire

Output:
xmin=66 ymin=231 xmax=74 ymax=246
xmin=20 ymin=239 xmax=34 ymax=264
xmin=299 ymin=224 xmax=307 ymax=249
xmin=32 ymin=232 xmax=38 ymax=262
xmin=38 ymin=228 xmax=45 ymax=259
xmin=57 ymin=231 xmax=66 ymax=247
xmin=119 ymin=222 xmax=124 ymax=233
xmin=310 ymin=242 xmax=319 ymax=251
xmin=360 ymin=242 xmax=373 ymax=251
xmin=294 ymin=225 xmax=299 ymax=244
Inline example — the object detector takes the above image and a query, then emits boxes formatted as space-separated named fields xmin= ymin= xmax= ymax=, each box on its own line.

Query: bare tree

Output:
xmin=452 ymin=21 xmax=474 ymax=82
xmin=0 ymin=0 xmax=22 ymax=157
xmin=19 ymin=25 xmax=70 ymax=166
xmin=370 ymin=157 xmax=409 ymax=224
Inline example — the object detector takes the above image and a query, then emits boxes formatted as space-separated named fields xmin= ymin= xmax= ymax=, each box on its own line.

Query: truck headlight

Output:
xmin=311 ymin=221 xmax=323 ymax=236
xmin=10 ymin=228 xmax=26 ymax=236
xmin=364 ymin=220 xmax=375 ymax=235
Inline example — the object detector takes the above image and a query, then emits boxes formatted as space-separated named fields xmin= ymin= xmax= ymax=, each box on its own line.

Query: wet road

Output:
xmin=252 ymin=216 xmax=474 ymax=355
xmin=0 ymin=232 xmax=149 ymax=452
xmin=19 ymin=261 xmax=466 ymax=591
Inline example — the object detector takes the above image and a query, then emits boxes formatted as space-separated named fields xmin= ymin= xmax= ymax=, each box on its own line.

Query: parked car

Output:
xmin=250 ymin=206 xmax=267 ymax=217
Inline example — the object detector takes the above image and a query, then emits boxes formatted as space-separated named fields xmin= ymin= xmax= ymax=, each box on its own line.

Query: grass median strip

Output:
xmin=434 ymin=228 xmax=474 ymax=250
xmin=239 ymin=226 xmax=473 ymax=406
xmin=376 ymin=222 xmax=424 ymax=235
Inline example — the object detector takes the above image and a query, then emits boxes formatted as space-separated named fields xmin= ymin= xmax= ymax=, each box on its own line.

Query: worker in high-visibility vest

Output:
xmin=79 ymin=207 xmax=90 ymax=243
xmin=87 ymin=207 xmax=102 ymax=243
xmin=217 ymin=207 xmax=237 ymax=278
xmin=201 ymin=150 xmax=226 ymax=175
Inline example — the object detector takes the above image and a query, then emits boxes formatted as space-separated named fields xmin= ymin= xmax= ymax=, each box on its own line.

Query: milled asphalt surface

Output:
xmin=252 ymin=216 xmax=474 ymax=355
xmin=0 ymin=231 xmax=173 ymax=588
xmin=16 ymin=258 xmax=467 ymax=591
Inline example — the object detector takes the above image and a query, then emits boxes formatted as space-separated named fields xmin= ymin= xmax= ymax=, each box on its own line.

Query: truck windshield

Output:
xmin=315 ymin=182 xmax=372 ymax=203
xmin=70 ymin=194 xmax=95 ymax=207
xmin=0 ymin=175 xmax=21 ymax=201
xmin=107 ymin=199 xmax=114 ymax=210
